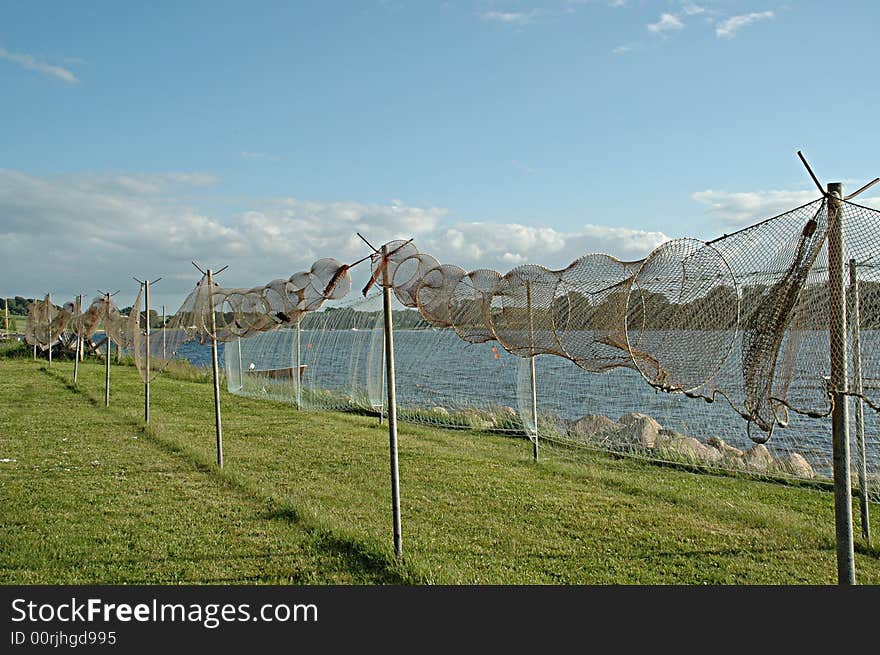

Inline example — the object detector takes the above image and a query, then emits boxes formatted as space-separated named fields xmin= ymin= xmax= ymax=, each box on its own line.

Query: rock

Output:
xmin=742 ymin=444 xmax=774 ymax=471
xmin=706 ymin=437 xmax=744 ymax=458
xmin=570 ymin=414 xmax=621 ymax=440
xmin=459 ymin=408 xmax=494 ymax=431
xmin=656 ymin=433 xmax=720 ymax=463
xmin=616 ymin=413 xmax=662 ymax=449
xmin=706 ymin=437 xmax=745 ymax=467
xmin=775 ymin=452 xmax=815 ymax=479
xmin=430 ymin=406 xmax=450 ymax=416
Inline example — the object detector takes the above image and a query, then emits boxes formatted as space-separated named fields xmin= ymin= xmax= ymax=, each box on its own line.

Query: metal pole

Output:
xmin=379 ymin=337 xmax=385 ymax=425
xmin=4 ymin=297 xmax=8 ymax=339
xmin=827 ymin=182 xmax=855 ymax=584
xmin=162 ymin=304 xmax=166 ymax=359
xmin=381 ymin=245 xmax=403 ymax=559
xmin=207 ymin=269 xmax=224 ymax=468
xmin=144 ymin=280 xmax=151 ymax=424
xmin=73 ymin=294 xmax=81 ymax=385
xmin=526 ymin=281 xmax=538 ymax=461
xmin=296 ymin=318 xmax=302 ymax=410
xmin=47 ymin=292 xmax=52 ymax=368
xmin=237 ymin=337 xmax=243 ymax=392
xmin=849 ymin=259 xmax=871 ymax=545
xmin=104 ymin=337 xmax=111 ymax=407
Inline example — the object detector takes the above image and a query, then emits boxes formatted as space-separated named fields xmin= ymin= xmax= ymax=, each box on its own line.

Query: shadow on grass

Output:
xmin=140 ymin=412 xmax=411 ymax=583
xmin=36 ymin=364 xmax=413 ymax=584
xmin=855 ymin=541 xmax=880 ymax=559
xmin=40 ymin=366 xmax=104 ymax=408
xmin=311 ymin=532 xmax=408 ymax=584
xmin=261 ymin=506 xmax=409 ymax=584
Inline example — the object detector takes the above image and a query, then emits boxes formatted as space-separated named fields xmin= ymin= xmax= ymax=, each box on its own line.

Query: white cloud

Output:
xmin=716 ymin=11 xmax=774 ymax=39
xmin=0 ymin=46 xmax=79 ymax=84
xmin=647 ymin=13 xmax=684 ymax=34
xmin=479 ymin=10 xmax=538 ymax=25
xmin=0 ymin=169 xmax=668 ymax=309
xmin=612 ymin=45 xmax=632 ymax=55
xmin=681 ymin=3 xmax=705 ymax=16
xmin=691 ymin=189 xmax=821 ymax=226
xmin=423 ymin=221 xmax=668 ymax=271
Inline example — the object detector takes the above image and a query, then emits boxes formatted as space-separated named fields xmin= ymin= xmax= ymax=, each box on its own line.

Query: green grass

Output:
xmin=2 ymin=314 xmax=26 ymax=334
xmin=1 ymin=356 xmax=878 ymax=584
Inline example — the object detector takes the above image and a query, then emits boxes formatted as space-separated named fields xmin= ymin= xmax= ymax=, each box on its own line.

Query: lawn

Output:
xmin=1 ymin=354 xmax=878 ymax=584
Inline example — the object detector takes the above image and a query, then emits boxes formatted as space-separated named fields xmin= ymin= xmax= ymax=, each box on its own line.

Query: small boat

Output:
xmin=248 ymin=365 xmax=308 ymax=380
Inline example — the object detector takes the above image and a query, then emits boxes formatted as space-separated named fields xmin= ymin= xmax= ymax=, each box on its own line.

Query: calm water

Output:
xmin=173 ymin=328 xmax=880 ymax=476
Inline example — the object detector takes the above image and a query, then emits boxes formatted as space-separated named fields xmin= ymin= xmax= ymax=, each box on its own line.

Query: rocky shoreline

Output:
xmin=569 ymin=412 xmax=817 ymax=479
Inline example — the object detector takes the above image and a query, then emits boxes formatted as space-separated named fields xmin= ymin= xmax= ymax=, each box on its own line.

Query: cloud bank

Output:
xmin=0 ymin=170 xmax=669 ymax=309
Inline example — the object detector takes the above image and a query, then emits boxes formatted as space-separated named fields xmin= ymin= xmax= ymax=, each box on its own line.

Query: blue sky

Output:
xmin=1 ymin=1 xmax=878 ymax=308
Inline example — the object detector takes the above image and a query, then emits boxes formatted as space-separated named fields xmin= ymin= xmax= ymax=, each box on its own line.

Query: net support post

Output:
xmin=47 ymin=292 xmax=52 ymax=368
xmin=526 ymin=281 xmax=539 ymax=461
xmin=144 ymin=279 xmax=151 ymax=424
xmin=162 ymin=305 xmax=166 ymax=359
xmin=827 ymin=182 xmax=856 ymax=584
xmin=296 ymin=318 xmax=302 ymax=410
xmin=381 ymin=245 xmax=403 ymax=559
xmin=104 ymin=337 xmax=111 ymax=407
xmin=237 ymin=337 xmax=243 ymax=393
xmin=73 ymin=295 xmax=82 ymax=385
xmin=207 ymin=269 xmax=224 ymax=468
xmin=848 ymin=258 xmax=871 ymax=545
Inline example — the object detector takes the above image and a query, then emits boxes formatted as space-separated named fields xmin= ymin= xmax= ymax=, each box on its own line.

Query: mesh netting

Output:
xmin=128 ymin=259 xmax=352 ymax=383
xmin=26 ymin=292 xmax=135 ymax=353
xmin=28 ymin=194 xmax=880 ymax=498
xmin=225 ymin=198 xmax=880 ymax=498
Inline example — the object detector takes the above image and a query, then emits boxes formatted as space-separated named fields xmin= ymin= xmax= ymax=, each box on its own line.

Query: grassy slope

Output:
xmin=0 ymin=357 xmax=877 ymax=584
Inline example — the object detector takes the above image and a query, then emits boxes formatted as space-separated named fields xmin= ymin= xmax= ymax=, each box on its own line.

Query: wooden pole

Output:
xmin=3 ymin=297 xmax=8 ymax=339
xmin=827 ymin=182 xmax=855 ymax=584
xmin=207 ymin=269 xmax=224 ymax=468
xmin=848 ymin=259 xmax=871 ymax=545
xmin=381 ymin=245 xmax=403 ymax=559
xmin=47 ymin=292 xmax=52 ymax=368
xmin=144 ymin=280 xmax=151 ymax=424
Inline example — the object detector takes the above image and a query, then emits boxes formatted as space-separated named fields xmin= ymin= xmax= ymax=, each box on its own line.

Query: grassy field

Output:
xmin=1 ymin=354 xmax=878 ymax=584
xmin=2 ymin=314 xmax=26 ymax=334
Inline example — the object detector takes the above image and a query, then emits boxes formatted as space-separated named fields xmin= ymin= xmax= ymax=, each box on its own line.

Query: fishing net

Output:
xmin=226 ymin=291 xmax=526 ymax=432
xmin=28 ymin=188 xmax=880 ymax=497
xmin=24 ymin=295 xmax=65 ymax=350
xmin=134 ymin=258 xmax=353 ymax=383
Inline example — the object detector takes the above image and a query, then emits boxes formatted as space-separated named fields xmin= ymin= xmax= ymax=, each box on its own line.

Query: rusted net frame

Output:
xmin=489 ymin=264 xmax=568 ymax=359
xmin=625 ymin=238 xmax=741 ymax=395
xmin=25 ymin=295 xmax=74 ymax=350
xmin=553 ymin=254 xmax=644 ymax=374
xmin=615 ymin=198 xmax=828 ymax=445
xmin=449 ymin=269 xmax=502 ymax=344
xmin=776 ymin=199 xmax=880 ymax=415
xmin=153 ymin=256 xmax=355 ymax=383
